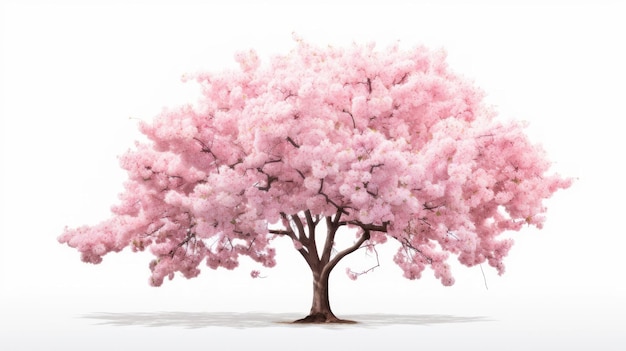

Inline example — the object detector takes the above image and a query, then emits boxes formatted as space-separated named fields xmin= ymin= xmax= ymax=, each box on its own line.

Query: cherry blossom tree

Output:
xmin=59 ymin=38 xmax=571 ymax=323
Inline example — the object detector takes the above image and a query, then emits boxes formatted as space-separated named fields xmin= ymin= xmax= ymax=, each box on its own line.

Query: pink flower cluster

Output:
xmin=59 ymin=39 xmax=570 ymax=286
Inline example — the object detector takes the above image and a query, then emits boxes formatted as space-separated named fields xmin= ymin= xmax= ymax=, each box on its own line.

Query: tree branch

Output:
xmin=295 ymin=169 xmax=305 ymax=179
xmin=423 ymin=202 xmax=444 ymax=211
xmin=193 ymin=137 xmax=218 ymax=160
xmin=340 ymin=221 xmax=388 ymax=233
xmin=255 ymin=159 xmax=282 ymax=191
xmin=168 ymin=230 xmax=196 ymax=258
xmin=401 ymin=238 xmax=433 ymax=264
xmin=286 ymin=136 xmax=300 ymax=148
xmin=317 ymin=179 xmax=349 ymax=215
xmin=320 ymin=216 xmax=338 ymax=265
xmin=347 ymin=243 xmax=380 ymax=277
xmin=304 ymin=210 xmax=318 ymax=249
xmin=342 ymin=109 xmax=357 ymax=129
xmin=290 ymin=214 xmax=307 ymax=243
xmin=322 ymin=229 xmax=371 ymax=277
xmin=393 ymin=72 xmax=409 ymax=85
xmin=331 ymin=207 xmax=344 ymax=227
xmin=275 ymin=213 xmax=314 ymax=269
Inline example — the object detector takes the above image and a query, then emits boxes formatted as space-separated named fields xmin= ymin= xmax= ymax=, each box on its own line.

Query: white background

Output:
xmin=1 ymin=1 xmax=624 ymax=350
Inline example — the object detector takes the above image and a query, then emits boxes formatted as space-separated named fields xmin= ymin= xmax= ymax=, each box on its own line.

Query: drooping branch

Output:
xmin=347 ymin=243 xmax=380 ymax=277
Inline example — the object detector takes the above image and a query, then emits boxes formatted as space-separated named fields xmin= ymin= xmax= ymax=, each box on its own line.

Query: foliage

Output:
xmin=59 ymin=39 xmax=571 ymax=288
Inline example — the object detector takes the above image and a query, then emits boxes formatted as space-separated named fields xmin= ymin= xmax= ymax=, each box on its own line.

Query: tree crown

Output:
xmin=59 ymin=39 xmax=571 ymax=287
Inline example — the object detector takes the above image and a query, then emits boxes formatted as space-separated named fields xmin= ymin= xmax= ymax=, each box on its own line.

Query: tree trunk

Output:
xmin=294 ymin=270 xmax=355 ymax=324
xmin=276 ymin=211 xmax=375 ymax=324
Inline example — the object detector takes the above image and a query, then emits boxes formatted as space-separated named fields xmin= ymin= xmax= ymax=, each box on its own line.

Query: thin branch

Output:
xmin=369 ymin=163 xmax=384 ymax=173
xmin=255 ymin=158 xmax=283 ymax=191
xmin=418 ymin=217 xmax=432 ymax=227
xmin=256 ymin=177 xmax=277 ymax=191
xmin=145 ymin=223 xmax=166 ymax=237
xmin=423 ymin=202 xmax=444 ymax=211
xmin=321 ymin=207 xmax=350 ymax=264
xmin=317 ymin=179 xmax=349 ymax=215
xmin=479 ymin=264 xmax=489 ymax=290
xmin=347 ymin=244 xmax=380 ymax=277
xmin=401 ymin=238 xmax=433 ymax=264
xmin=275 ymin=213 xmax=314 ymax=268
xmin=226 ymin=237 xmax=234 ymax=251
xmin=363 ymin=182 xmax=379 ymax=197
xmin=332 ymin=207 xmax=345 ymax=227
xmin=278 ymin=212 xmax=297 ymax=239
xmin=322 ymin=229 xmax=371 ymax=277
xmin=286 ymin=136 xmax=300 ymax=148
xmin=228 ymin=158 xmax=243 ymax=169
xmin=340 ymin=221 xmax=388 ymax=233
xmin=447 ymin=231 xmax=459 ymax=240
xmin=269 ymin=229 xmax=292 ymax=236
xmin=290 ymin=214 xmax=308 ymax=244
xmin=295 ymin=169 xmax=306 ymax=179
xmin=168 ymin=231 xmax=196 ymax=258
xmin=342 ymin=109 xmax=357 ymax=129
xmin=246 ymin=238 xmax=256 ymax=251
xmin=314 ymin=214 xmax=321 ymax=225
xmin=264 ymin=158 xmax=283 ymax=165
xmin=393 ymin=72 xmax=409 ymax=85
xmin=193 ymin=137 xmax=218 ymax=160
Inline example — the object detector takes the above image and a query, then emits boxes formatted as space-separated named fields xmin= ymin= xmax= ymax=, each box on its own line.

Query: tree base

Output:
xmin=293 ymin=312 xmax=357 ymax=324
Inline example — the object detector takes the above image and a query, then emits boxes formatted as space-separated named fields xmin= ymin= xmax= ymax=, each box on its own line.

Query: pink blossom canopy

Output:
xmin=59 ymin=39 xmax=571 ymax=287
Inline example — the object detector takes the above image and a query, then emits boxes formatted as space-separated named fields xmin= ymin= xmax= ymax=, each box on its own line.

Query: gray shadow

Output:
xmin=81 ymin=311 xmax=493 ymax=329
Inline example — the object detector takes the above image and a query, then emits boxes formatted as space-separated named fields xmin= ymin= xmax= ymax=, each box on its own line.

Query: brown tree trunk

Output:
xmin=273 ymin=211 xmax=378 ymax=324
xmin=295 ymin=271 xmax=336 ymax=323
xmin=294 ymin=269 xmax=355 ymax=324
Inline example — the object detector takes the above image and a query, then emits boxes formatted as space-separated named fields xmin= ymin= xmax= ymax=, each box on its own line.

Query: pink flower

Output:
xmin=346 ymin=268 xmax=358 ymax=281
